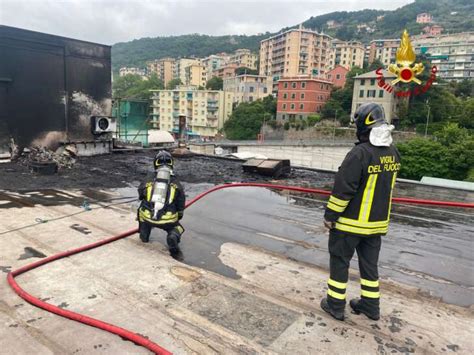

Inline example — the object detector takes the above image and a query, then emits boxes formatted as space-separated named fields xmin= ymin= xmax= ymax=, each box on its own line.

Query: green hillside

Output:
xmin=112 ymin=0 xmax=474 ymax=72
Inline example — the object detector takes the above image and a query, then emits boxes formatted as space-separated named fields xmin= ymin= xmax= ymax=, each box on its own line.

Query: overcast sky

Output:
xmin=1 ymin=0 xmax=413 ymax=45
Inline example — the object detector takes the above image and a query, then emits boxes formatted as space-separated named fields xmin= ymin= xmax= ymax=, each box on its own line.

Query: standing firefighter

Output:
xmin=137 ymin=151 xmax=185 ymax=255
xmin=320 ymin=103 xmax=401 ymax=321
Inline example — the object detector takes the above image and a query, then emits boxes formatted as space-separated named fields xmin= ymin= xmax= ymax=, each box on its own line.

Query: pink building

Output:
xmin=416 ymin=13 xmax=433 ymax=23
xmin=423 ymin=25 xmax=443 ymax=36
xmin=326 ymin=66 xmax=349 ymax=88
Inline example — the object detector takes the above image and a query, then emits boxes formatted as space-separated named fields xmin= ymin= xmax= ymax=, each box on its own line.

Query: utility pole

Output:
xmin=333 ymin=109 xmax=338 ymax=141
xmin=424 ymin=100 xmax=430 ymax=137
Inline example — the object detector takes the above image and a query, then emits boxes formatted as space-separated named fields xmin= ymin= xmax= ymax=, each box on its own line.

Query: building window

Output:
xmin=370 ymin=79 xmax=376 ymax=85
xmin=299 ymin=115 xmax=303 ymax=119
xmin=367 ymin=90 xmax=376 ymax=97
xmin=301 ymin=93 xmax=305 ymax=99
xmin=282 ymin=104 xmax=287 ymax=110
xmin=292 ymin=82 xmax=297 ymax=88
xmin=290 ymin=103 xmax=295 ymax=109
xmin=328 ymin=74 xmax=332 ymax=79
xmin=359 ymin=90 xmax=364 ymax=98
xmin=291 ymin=93 xmax=296 ymax=99
xmin=336 ymin=74 xmax=341 ymax=79
xmin=379 ymin=90 xmax=384 ymax=98
xmin=360 ymin=79 xmax=365 ymax=85
xmin=283 ymin=93 xmax=288 ymax=99
xmin=301 ymin=82 xmax=306 ymax=88
xmin=299 ymin=103 xmax=304 ymax=109
xmin=249 ymin=86 xmax=254 ymax=93
xmin=263 ymin=87 xmax=268 ymax=93
xmin=284 ymin=82 xmax=288 ymax=88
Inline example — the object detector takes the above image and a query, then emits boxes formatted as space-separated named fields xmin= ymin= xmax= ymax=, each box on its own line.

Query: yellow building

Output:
xmin=146 ymin=57 xmax=176 ymax=85
xmin=368 ymin=39 xmax=400 ymax=66
xmin=185 ymin=64 xmax=207 ymax=87
xmin=328 ymin=40 xmax=365 ymax=69
xmin=223 ymin=74 xmax=272 ymax=105
xmin=259 ymin=26 xmax=332 ymax=80
xmin=229 ymin=49 xmax=258 ymax=70
xmin=150 ymin=87 xmax=233 ymax=138
xmin=175 ymin=58 xmax=201 ymax=84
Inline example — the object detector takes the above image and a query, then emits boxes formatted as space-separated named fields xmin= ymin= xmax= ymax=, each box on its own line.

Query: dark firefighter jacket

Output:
xmin=137 ymin=176 xmax=185 ymax=226
xmin=325 ymin=141 xmax=401 ymax=237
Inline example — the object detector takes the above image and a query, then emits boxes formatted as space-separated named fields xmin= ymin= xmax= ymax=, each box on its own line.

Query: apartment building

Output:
xmin=202 ymin=54 xmax=230 ymax=80
xmin=368 ymin=39 xmax=400 ymax=66
xmin=175 ymin=58 xmax=201 ymax=83
xmin=416 ymin=13 xmax=433 ymax=24
xmin=259 ymin=26 xmax=332 ymax=80
xmin=351 ymin=70 xmax=401 ymax=123
xmin=276 ymin=77 xmax=333 ymax=120
xmin=223 ymin=74 xmax=272 ymax=105
xmin=326 ymin=65 xmax=349 ymax=88
xmin=146 ymin=57 xmax=175 ymax=85
xmin=423 ymin=25 xmax=443 ymax=36
xmin=184 ymin=64 xmax=207 ymax=87
xmin=412 ymin=32 xmax=474 ymax=81
xmin=150 ymin=87 xmax=233 ymax=138
xmin=212 ymin=63 xmax=239 ymax=79
xmin=328 ymin=40 xmax=365 ymax=69
xmin=229 ymin=49 xmax=258 ymax=70
xmin=119 ymin=67 xmax=147 ymax=78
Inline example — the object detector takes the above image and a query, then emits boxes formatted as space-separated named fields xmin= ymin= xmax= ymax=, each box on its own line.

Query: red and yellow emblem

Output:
xmin=388 ymin=30 xmax=424 ymax=85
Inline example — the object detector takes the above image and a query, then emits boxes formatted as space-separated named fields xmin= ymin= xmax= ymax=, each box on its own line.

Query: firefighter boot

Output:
xmin=166 ymin=229 xmax=181 ymax=253
xmin=320 ymin=298 xmax=345 ymax=321
xmin=350 ymin=298 xmax=380 ymax=320
xmin=139 ymin=222 xmax=151 ymax=243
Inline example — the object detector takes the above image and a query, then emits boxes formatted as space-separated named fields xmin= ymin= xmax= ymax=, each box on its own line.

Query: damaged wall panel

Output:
xmin=0 ymin=25 xmax=111 ymax=154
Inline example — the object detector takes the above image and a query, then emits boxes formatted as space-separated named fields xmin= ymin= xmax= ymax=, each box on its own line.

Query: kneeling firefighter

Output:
xmin=137 ymin=151 xmax=185 ymax=253
xmin=320 ymin=103 xmax=401 ymax=321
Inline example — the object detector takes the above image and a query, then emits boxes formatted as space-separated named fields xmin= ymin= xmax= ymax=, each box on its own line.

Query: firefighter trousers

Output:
xmin=139 ymin=221 xmax=184 ymax=250
xmin=326 ymin=229 xmax=381 ymax=313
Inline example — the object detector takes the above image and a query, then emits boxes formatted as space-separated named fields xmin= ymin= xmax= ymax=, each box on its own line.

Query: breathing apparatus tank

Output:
xmin=151 ymin=165 xmax=172 ymax=219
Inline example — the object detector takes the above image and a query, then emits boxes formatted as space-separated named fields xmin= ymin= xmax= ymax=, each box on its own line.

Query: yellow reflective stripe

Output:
xmin=328 ymin=278 xmax=347 ymax=289
xmin=338 ymin=217 xmax=389 ymax=228
xmin=387 ymin=172 xmax=397 ymax=221
xmin=329 ymin=195 xmax=349 ymax=207
xmin=168 ymin=185 xmax=176 ymax=204
xmin=176 ymin=225 xmax=184 ymax=233
xmin=327 ymin=289 xmax=346 ymax=300
xmin=361 ymin=290 xmax=380 ymax=298
xmin=327 ymin=201 xmax=345 ymax=212
xmin=335 ymin=223 xmax=388 ymax=235
xmin=361 ymin=279 xmax=379 ymax=288
xmin=146 ymin=183 xmax=153 ymax=201
xmin=359 ymin=174 xmax=378 ymax=222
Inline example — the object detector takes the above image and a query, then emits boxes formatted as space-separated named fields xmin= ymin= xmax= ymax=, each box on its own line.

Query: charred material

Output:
xmin=242 ymin=159 xmax=291 ymax=178
xmin=0 ymin=26 xmax=111 ymax=155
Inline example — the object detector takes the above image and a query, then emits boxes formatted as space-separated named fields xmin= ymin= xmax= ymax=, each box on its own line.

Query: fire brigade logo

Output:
xmin=376 ymin=29 xmax=437 ymax=97
xmin=388 ymin=30 xmax=424 ymax=85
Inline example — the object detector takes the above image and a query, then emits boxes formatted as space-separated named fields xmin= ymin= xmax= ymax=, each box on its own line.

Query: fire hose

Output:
xmin=7 ymin=183 xmax=474 ymax=354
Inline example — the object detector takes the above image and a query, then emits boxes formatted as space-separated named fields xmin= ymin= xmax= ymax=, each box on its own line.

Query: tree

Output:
xmin=235 ymin=67 xmax=259 ymax=76
xmin=112 ymin=74 xmax=164 ymax=99
xmin=166 ymin=78 xmax=183 ymax=90
xmin=366 ymin=59 xmax=385 ymax=71
xmin=206 ymin=76 xmax=223 ymax=90
xmin=261 ymin=95 xmax=277 ymax=117
xmin=113 ymin=74 xmax=143 ymax=98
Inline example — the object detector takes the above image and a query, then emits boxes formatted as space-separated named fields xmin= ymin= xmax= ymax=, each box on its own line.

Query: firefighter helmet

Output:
xmin=353 ymin=103 xmax=388 ymax=136
xmin=153 ymin=150 xmax=173 ymax=169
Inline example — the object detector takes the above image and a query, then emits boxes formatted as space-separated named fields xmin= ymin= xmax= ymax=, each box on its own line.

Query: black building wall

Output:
xmin=0 ymin=26 xmax=111 ymax=153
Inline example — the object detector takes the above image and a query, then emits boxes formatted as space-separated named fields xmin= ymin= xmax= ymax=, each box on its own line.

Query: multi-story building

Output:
xmin=351 ymin=70 xmax=401 ymax=123
xmin=229 ymin=49 xmax=258 ymax=70
xmin=368 ymin=39 xmax=400 ymax=66
xmin=276 ymin=77 xmax=333 ymax=120
xmin=150 ymin=87 xmax=233 ymax=138
xmin=259 ymin=26 xmax=332 ymax=81
xmin=328 ymin=40 xmax=365 ymax=69
xmin=412 ymin=32 xmax=474 ymax=81
xmin=202 ymin=54 xmax=230 ymax=80
xmin=416 ymin=13 xmax=433 ymax=24
xmin=119 ymin=67 xmax=147 ymax=78
xmin=223 ymin=74 xmax=272 ymax=105
xmin=423 ymin=25 xmax=443 ymax=36
xmin=146 ymin=57 xmax=176 ymax=85
xmin=174 ymin=58 xmax=201 ymax=83
xmin=184 ymin=64 xmax=207 ymax=87
xmin=212 ymin=63 xmax=239 ymax=79
xmin=326 ymin=65 xmax=349 ymax=88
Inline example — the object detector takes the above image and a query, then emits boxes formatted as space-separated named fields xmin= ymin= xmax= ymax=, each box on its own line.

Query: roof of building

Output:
xmin=327 ymin=65 xmax=349 ymax=73
xmin=354 ymin=69 xmax=396 ymax=79
xmin=278 ymin=76 xmax=333 ymax=84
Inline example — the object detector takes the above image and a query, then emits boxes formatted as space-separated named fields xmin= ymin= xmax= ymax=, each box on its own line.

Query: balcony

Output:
xmin=208 ymin=114 xmax=219 ymax=120
xmin=172 ymin=112 xmax=180 ymax=118
xmin=207 ymin=105 xmax=218 ymax=111
xmin=173 ymin=95 xmax=180 ymax=101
